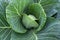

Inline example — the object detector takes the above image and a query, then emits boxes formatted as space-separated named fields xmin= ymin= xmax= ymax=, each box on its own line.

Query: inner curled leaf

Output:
xmin=22 ymin=14 xmax=39 ymax=29
xmin=28 ymin=14 xmax=38 ymax=20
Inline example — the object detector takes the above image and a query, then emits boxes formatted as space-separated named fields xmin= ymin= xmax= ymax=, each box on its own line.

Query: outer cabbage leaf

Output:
xmin=55 ymin=3 xmax=60 ymax=19
xmin=37 ymin=17 xmax=60 ymax=40
xmin=6 ymin=0 xmax=34 ymax=33
xmin=40 ymin=0 xmax=59 ymax=17
xmin=0 ymin=29 xmax=11 ymax=40
xmin=0 ymin=0 xmax=10 ymax=29
xmin=11 ymin=31 xmax=37 ymax=40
